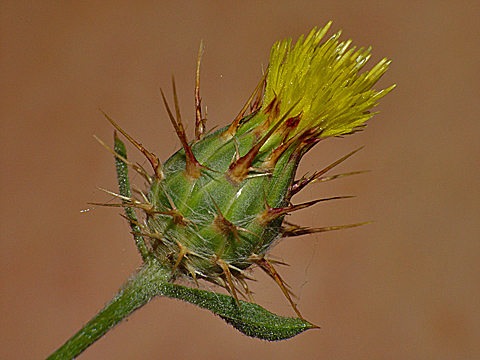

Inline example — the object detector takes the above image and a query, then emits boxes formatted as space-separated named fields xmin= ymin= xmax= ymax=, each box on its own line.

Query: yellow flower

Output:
xmin=259 ymin=21 xmax=395 ymax=139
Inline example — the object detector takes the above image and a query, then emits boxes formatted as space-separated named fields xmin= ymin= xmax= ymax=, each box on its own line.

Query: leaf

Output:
xmin=114 ymin=131 xmax=149 ymax=260
xmin=157 ymin=281 xmax=318 ymax=341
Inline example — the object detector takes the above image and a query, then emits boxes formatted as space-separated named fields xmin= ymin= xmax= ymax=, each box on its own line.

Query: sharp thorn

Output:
xmin=171 ymin=75 xmax=183 ymax=132
xmin=94 ymin=134 xmax=153 ymax=184
xmin=216 ymin=257 xmax=240 ymax=306
xmin=313 ymin=170 xmax=370 ymax=183
xmin=195 ymin=40 xmax=206 ymax=140
xmin=99 ymin=110 xmax=163 ymax=180
xmin=160 ymin=88 xmax=202 ymax=179
xmin=97 ymin=187 xmax=135 ymax=202
xmin=171 ymin=243 xmax=188 ymax=274
xmin=291 ymin=147 xmax=364 ymax=196
xmin=226 ymin=102 xmax=299 ymax=184
xmin=237 ymin=277 xmax=255 ymax=303
xmin=281 ymin=221 xmax=373 ymax=237
xmin=260 ymin=195 xmax=354 ymax=224
xmin=223 ymin=70 xmax=269 ymax=140
xmin=255 ymin=257 xmax=304 ymax=319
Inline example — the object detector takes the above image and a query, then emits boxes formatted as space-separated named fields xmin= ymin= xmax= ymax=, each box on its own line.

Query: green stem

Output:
xmin=47 ymin=260 xmax=170 ymax=360
xmin=47 ymin=257 xmax=316 ymax=359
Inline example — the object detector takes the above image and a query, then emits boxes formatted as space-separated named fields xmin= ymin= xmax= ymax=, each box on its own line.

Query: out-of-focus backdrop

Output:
xmin=2 ymin=1 xmax=479 ymax=359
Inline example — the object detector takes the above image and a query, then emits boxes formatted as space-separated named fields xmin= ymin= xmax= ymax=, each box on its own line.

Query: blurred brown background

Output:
xmin=2 ymin=1 xmax=479 ymax=359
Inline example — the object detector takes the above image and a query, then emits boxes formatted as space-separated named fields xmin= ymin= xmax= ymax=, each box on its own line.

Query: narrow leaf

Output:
xmin=157 ymin=281 xmax=318 ymax=341
xmin=114 ymin=133 xmax=149 ymax=260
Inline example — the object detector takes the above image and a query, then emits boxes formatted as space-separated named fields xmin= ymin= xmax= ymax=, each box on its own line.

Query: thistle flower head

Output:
xmin=104 ymin=22 xmax=394 ymax=319
xmin=48 ymin=24 xmax=396 ymax=358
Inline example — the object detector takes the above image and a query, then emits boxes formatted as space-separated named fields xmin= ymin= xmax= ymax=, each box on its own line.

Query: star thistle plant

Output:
xmin=47 ymin=22 xmax=394 ymax=359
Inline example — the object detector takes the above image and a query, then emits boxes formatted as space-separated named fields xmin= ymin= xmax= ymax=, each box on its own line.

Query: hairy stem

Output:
xmin=47 ymin=260 xmax=170 ymax=360
xmin=47 ymin=256 xmax=316 ymax=359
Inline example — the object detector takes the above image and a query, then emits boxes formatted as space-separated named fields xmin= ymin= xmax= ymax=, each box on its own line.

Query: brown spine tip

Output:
xmin=215 ymin=257 xmax=240 ymax=306
xmin=160 ymin=86 xmax=202 ymax=180
xmin=280 ymin=220 xmax=372 ymax=238
xmin=237 ymin=276 xmax=255 ymax=303
xmin=251 ymin=256 xmax=304 ymax=319
xmin=251 ymin=71 xmax=266 ymax=113
xmin=94 ymin=134 xmax=153 ymax=184
xmin=213 ymin=216 xmax=241 ymax=242
xmin=262 ymin=125 xmax=308 ymax=170
xmin=225 ymin=109 xmax=290 ymax=184
xmin=155 ymin=182 xmax=195 ymax=227
xmin=184 ymin=263 xmax=199 ymax=286
xmin=152 ymin=209 xmax=192 ymax=227
xmin=101 ymin=110 xmax=164 ymax=180
xmin=258 ymin=196 xmax=355 ymax=225
xmin=209 ymin=194 xmax=259 ymax=243
xmin=290 ymin=147 xmax=364 ymax=197
xmin=195 ymin=40 xmax=206 ymax=141
xmin=222 ymin=70 xmax=269 ymax=141
xmin=212 ymin=215 xmax=260 ymax=243
xmin=171 ymin=243 xmax=188 ymax=274
xmin=261 ymin=95 xmax=281 ymax=130
xmin=225 ymin=147 xmax=259 ymax=185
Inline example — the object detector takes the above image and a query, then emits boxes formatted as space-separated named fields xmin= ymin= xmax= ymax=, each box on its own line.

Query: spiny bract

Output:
xmin=106 ymin=22 xmax=394 ymax=318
